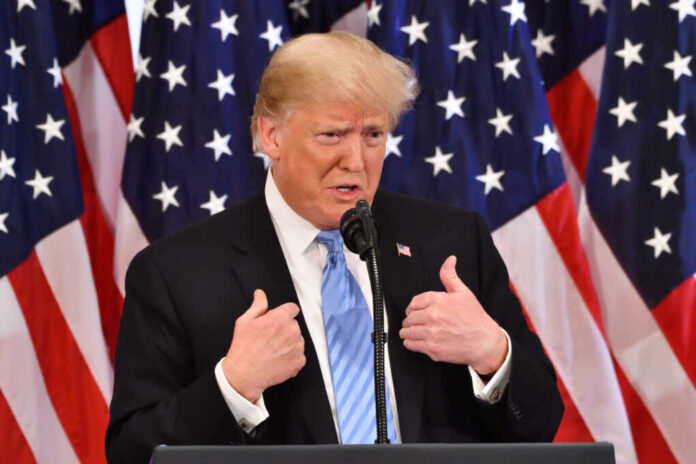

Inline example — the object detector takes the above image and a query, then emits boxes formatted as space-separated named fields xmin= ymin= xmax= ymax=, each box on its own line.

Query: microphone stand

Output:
xmin=343 ymin=201 xmax=389 ymax=444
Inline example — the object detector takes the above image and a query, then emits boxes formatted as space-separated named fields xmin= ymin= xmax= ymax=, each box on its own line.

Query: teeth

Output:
xmin=337 ymin=186 xmax=353 ymax=192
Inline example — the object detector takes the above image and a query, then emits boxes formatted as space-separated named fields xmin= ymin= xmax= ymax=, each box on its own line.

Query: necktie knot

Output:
xmin=316 ymin=229 xmax=344 ymax=254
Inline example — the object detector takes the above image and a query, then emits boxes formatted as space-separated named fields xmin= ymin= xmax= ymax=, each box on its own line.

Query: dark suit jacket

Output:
xmin=105 ymin=189 xmax=563 ymax=463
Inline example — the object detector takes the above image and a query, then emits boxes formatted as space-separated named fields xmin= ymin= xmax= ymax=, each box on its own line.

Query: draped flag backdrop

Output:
xmin=1 ymin=0 xmax=694 ymax=463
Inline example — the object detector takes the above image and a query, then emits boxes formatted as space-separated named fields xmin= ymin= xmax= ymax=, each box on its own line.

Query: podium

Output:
xmin=151 ymin=443 xmax=615 ymax=464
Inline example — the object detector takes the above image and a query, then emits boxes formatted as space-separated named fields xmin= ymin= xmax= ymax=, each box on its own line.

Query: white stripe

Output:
xmin=330 ymin=2 xmax=368 ymax=36
xmin=578 ymin=46 xmax=606 ymax=101
xmin=577 ymin=191 xmax=696 ymax=462
xmin=492 ymin=206 xmax=638 ymax=464
xmin=63 ymin=42 xmax=128 ymax=231
xmin=0 ymin=278 xmax=79 ymax=464
xmin=557 ymin=138 xmax=583 ymax=212
xmin=114 ymin=191 xmax=149 ymax=295
xmin=35 ymin=221 xmax=113 ymax=403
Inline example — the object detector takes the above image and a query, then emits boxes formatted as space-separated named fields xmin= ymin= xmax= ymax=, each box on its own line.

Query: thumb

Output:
xmin=244 ymin=289 xmax=269 ymax=319
xmin=439 ymin=255 xmax=467 ymax=293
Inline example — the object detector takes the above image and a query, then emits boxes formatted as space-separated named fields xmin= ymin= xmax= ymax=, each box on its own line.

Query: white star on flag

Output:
xmin=17 ymin=0 xmax=36 ymax=13
xmin=135 ymin=54 xmax=152 ymax=82
xmin=400 ymin=16 xmax=429 ymax=46
xmin=62 ymin=0 xmax=82 ymax=14
xmin=614 ymin=38 xmax=644 ymax=69
xmin=488 ymin=108 xmax=514 ymax=137
xmin=449 ymin=33 xmax=478 ymax=63
xmin=645 ymin=227 xmax=672 ymax=258
xmin=166 ymin=1 xmax=191 ymax=32
xmin=47 ymin=58 xmax=63 ymax=87
xmin=2 ymin=95 xmax=19 ymax=125
xmin=36 ymin=114 xmax=66 ymax=144
xmin=533 ymin=124 xmax=560 ymax=155
xmin=603 ymin=155 xmax=631 ymax=186
xmin=0 ymin=212 xmax=8 ymax=234
xmin=288 ymin=0 xmax=310 ymax=19
xmin=501 ymin=0 xmax=527 ymax=25
xmin=437 ymin=90 xmax=465 ymax=120
xmin=211 ymin=10 xmax=239 ymax=41
xmin=476 ymin=164 xmax=505 ymax=194
xmin=143 ymin=0 xmax=159 ymax=21
xmin=664 ymin=51 xmax=692 ymax=81
xmin=367 ymin=2 xmax=383 ymax=27
xmin=669 ymin=0 xmax=696 ymax=22
xmin=25 ymin=170 xmax=54 ymax=199
xmin=425 ymin=146 xmax=454 ymax=177
xmin=651 ymin=168 xmax=679 ymax=199
xmin=153 ymin=181 xmax=180 ymax=212
xmin=531 ymin=30 xmax=555 ymax=58
xmin=609 ymin=97 xmax=638 ymax=127
xmin=156 ymin=121 xmax=184 ymax=152
xmin=657 ymin=109 xmax=686 ymax=140
xmin=385 ymin=133 xmax=403 ymax=158
xmin=470 ymin=0 xmax=487 ymax=4
xmin=631 ymin=0 xmax=650 ymax=10
xmin=0 ymin=150 xmax=17 ymax=180
xmin=5 ymin=39 xmax=26 ymax=69
xmin=127 ymin=115 xmax=145 ymax=142
xmin=201 ymin=190 xmax=228 ymax=215
xmin=495 ymin=52 xmax=521 ymax=81
xmin=160 ymin=60 xmax=187 ymax=92
xmin=205 ymin=129 xmax=232 ymax=161
xmin=260 ymin=20 xmax=284 ymax=52
xmin=255 ymin=152 xmax=272 ymax=170
xmin=581 ymin=0 xmax=608 ymax=16
xmin=208 ymin=70 xmax=235 ymax=101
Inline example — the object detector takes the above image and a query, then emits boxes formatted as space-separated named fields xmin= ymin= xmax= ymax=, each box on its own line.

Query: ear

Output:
xmin=257 ymin=116 xmax=282 ymax=161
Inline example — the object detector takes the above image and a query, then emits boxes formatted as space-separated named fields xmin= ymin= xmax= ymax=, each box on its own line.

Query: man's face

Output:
xmin=262 ymin=102 xmax=389 ymax=230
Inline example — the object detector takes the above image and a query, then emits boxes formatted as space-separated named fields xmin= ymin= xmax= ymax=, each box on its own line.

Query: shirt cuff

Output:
xmin=468 ymin=329 xmax=512 ymax=404
xmin=214 ymin=359 xmax=269 ymax=433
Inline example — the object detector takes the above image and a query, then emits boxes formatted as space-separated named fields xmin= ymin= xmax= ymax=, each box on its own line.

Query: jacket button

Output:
xmin=239 ymin=419 xmax=251 ymax=431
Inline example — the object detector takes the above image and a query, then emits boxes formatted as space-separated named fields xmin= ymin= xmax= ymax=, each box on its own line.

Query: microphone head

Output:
xmin=340 ymin=200 xmax=377 ymax=257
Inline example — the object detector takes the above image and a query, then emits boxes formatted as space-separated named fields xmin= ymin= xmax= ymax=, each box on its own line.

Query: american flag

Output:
xmin=2 ymin=0 xmax=695 ymax=463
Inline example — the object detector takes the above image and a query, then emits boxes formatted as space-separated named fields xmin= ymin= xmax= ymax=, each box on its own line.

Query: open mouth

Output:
xmin=336 ymin=185 xmax=357 ymax=193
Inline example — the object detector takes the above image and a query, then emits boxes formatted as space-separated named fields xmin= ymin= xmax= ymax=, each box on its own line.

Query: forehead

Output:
xmin=288 ymin=101 xmax=389 ymax=128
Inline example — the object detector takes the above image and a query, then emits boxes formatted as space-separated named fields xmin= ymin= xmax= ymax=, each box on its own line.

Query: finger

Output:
xmin=439 ymin=255 xmax=467 ymax=294
xmin=403 ymin=339 xmax=428 ymax=355
xmin=243 ymin=289 xmax=269 ymax=319
xmin=399 ymin=325 xmax=428 ymax=340
xmin=275 ymin=302 xmax=300 ymax=319
xmin=405 ymin=291 xmax=441 ymax=315
xmin=402 ymin=309 xmax=431 ymax=328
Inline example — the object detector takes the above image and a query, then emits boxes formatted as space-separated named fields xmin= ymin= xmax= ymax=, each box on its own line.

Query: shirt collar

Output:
xmin=265 ymin=169 xmax=321 ymax=258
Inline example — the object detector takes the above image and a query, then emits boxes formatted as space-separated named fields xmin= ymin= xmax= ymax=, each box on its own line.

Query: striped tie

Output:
xmin=316 ymin=230 xmax=397 ymax=444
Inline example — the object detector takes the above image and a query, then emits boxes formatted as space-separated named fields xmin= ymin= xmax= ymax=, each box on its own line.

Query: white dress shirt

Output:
xmin=213 ymin=171 xmax=512 ymax=439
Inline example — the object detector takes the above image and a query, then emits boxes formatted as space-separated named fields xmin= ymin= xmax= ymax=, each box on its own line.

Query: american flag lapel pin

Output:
xmin=396 ymin=242 xmax=412 ymax=257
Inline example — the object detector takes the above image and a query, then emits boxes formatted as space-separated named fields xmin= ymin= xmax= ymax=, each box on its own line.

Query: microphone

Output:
xmin=340 ymin=200 xmax=389 ymax=444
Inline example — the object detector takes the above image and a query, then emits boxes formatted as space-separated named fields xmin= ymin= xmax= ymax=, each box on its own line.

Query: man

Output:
xmin=106 ymin=32 xmax=563 ymax=463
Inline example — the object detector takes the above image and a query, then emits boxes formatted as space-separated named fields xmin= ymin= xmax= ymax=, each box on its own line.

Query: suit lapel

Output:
xmin=374 ymin=198 xmax=429 ymax=443
xmin=227 ymin=191 xmax=337 ymax=444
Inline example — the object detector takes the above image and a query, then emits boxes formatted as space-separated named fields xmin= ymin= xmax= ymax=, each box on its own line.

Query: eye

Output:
xmin=317 ymin=132 xmax=341 ymax=145
xmin=365 ymin=130 xmax=385 ymax=146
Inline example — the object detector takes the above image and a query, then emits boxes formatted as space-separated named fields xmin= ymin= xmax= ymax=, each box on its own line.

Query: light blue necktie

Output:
xmin=316 ymin=230 xmax=397 ymax=444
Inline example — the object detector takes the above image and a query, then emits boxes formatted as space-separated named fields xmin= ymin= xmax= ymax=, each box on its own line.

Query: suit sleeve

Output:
xmin=468 ymin=213 xmax=564 ymax=442
xmin=105 ymin=249 xmax=250 ymax=464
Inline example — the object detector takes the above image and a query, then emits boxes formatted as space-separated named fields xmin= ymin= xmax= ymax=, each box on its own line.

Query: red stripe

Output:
xmin=535 ymin=183 xmax=606 ymax=338
xmin=0 ymin=390 xmax=36 ymax=464
xmin=8 ymin=252 xmax=108 ymax=464
xmin=547 ymin=70 xmax=597 ymax=182
xmin=651 ymin=276 xmax=696 ymax=388
xmin=535 ymin=184 xmax=678 ymax=462
xmin=508 ymin=284 xmax=595 ymax=443
xmin=613 ymin=358 xmax=677 ymax=464
xmin=62 ymin=81 xmax=124 ymax=362
xmin=89 ymin=14 xmax=134 ymax=121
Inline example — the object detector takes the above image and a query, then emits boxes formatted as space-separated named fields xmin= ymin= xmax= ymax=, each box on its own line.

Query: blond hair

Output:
xmin=250 ymin=31 xmax=419 ymax=151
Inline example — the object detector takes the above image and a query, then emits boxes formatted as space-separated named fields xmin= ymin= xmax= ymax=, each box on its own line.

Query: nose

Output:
xmin=339 ymin=134 xmax=365 ymax=172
